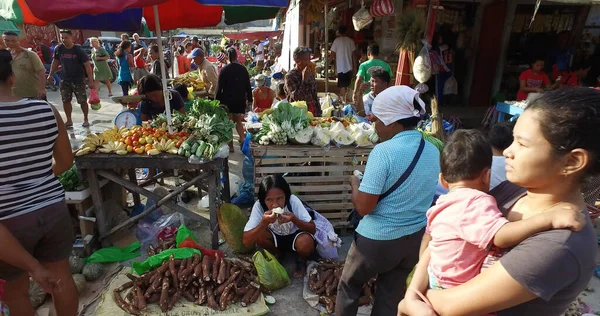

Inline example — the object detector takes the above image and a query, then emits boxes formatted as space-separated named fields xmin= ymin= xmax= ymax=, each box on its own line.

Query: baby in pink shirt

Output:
xmin=409 ymin=130 xmax=586 ymax=291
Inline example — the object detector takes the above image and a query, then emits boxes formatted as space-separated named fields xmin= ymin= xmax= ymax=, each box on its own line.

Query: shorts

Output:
xmin=269 ymin=229 xmax=315 ymax=252
xmin=133 ymin=67 xmax=150 ymax=82
xmin=337 ymin=71 xmax=353 ymax=88
xmin=223 ymin=103 xmax=245 ymax=115
xmin=0 ymin=201 xmax=74 ymax=280
xmin=60 ymin=81 xmax=87 ymax=104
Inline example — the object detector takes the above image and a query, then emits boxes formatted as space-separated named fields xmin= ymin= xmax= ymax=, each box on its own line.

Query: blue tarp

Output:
xmin=54 ymin=8 xmax=142 ymax=31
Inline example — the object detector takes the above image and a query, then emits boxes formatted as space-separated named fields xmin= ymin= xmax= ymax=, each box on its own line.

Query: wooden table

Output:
xmin=75 ymin=153 xmax=230 ymax=249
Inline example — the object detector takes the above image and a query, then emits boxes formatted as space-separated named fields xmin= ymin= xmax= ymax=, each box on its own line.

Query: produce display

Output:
xmin=308 ymin=260 xmax=376 ymax=314
xmin=172 ymin=71 xmax=206 ymax=92
xmin=75 ymin=126 xmax=190 ymax=157
xmin=75 ymin=99 xmax=235 ymax=161
xmin=58 ymin=165 xmax=88 ymax=192
xmin=113 ymin=253 xmax=263 ymax=314
xmin=147 ymin=237 xmax=176 ymax=256
xmin=252 ymin=102 xmax=378 ymax=147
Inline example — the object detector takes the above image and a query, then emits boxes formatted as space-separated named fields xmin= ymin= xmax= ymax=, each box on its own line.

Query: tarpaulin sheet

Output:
xmin=22 ymin=0 xmax=167 ymax=22
xmin=225 ymin=30 xmax=282 ymax=42
xmin=55 ymin=8 xmax=142 ymax=31
xmin=223 ymin=6 xmax=281 ymax=25
xmin=0 ymin=0 xmax=46 ymax=25
xmin=142 ymin=0 xmax=223 ymax=30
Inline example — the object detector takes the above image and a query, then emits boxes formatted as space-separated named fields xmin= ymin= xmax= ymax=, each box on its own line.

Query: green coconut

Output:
xmin=82 ymin=263 xmax=104 ymax=281
xmin=217 ymin=203 xmax=255 ymax=253
xmin=69 ymin=255 xmax=85 ymax=274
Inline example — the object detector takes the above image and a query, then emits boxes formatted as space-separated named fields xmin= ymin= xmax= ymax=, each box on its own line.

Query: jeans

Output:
xmin=120 ymin=81 xmax=132 ymax=96
xmin=44 ymin=64 xmax=60 ymax=86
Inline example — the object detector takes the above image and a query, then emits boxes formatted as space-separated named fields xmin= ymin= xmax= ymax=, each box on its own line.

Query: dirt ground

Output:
xmin=46 ymin=87 xmax=600 ymax=315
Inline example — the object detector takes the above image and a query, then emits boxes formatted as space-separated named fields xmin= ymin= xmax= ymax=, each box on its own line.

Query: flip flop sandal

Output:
xmin=82 ymin=122 xmax=90 ymax=128
xmin=65 ymin=123 xmax=73 ymax=129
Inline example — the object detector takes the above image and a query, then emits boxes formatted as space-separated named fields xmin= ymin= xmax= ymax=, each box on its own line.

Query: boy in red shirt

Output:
xmin=517 ymin=58 xmax=559 ymax=101
xmin=560 ymin=61 xmax=591 ymax=88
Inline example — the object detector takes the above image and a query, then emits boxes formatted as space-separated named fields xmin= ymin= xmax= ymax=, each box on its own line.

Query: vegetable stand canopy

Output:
xmin=0 ymin=0 xmax=288 ymax=31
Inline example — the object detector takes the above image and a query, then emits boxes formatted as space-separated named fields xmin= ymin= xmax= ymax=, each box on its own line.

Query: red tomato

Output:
xmin=133 ymin=141 xmax=140 ymax=146
xmin=176 ymin=140 xmax=183 ymax=148
xmin=134 ymin=146 xmax=144 ymax=154
xmin=178 ymin=131 xmax=186 ymax=137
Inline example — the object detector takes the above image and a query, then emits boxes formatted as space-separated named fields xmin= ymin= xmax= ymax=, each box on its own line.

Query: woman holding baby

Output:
xmin=400 ymin=88 xmax=598 ymax=315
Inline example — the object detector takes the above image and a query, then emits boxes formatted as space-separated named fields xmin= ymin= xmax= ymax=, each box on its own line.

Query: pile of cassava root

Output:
xmin=308 ymin=260 xmax=376 ymax=314
xmin=146 ymin=237 xmax=176 ymax=256
xmin=113 ymin=253 xmax=262 ymax=315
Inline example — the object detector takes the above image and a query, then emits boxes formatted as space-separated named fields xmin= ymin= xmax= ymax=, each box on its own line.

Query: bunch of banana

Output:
xmin=75 ymin=146 xmax=95 ymax=156
xmin=99 ymin=141 xmax=127 ymax=155
xmin=153 ymin=139 xmax=178 ymax=154
xmin=82 ymin=133 xmax=105 ymax=151
xmin=102 ymin=126 xmax=126 ymax=142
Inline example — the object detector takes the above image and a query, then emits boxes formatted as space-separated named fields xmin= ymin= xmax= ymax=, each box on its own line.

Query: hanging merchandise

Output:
xmin=413 ymin=40 xmax=432 ymax=94
xmin=370 ymin=0 xmax=394 ymax=18
xmin=352 ymin=1 xmax=373 ymax=31
xmin=444 ymin=75 xmax=458 ymax=96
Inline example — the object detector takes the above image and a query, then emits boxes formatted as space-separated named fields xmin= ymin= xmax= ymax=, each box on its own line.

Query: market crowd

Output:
xmin=0 ymin=24 xmax=598 ymax=316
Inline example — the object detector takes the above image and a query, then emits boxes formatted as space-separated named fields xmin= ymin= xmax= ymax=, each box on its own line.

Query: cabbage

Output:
xmin=329 ymin=122 xmax=346 ymax=135
xmin=332 ymin=130 xmax=354 ymax=146
xmin=353 ymin=129 xmax=372 ymax=147
xmin=291 ymin=126 xmax=314 ymax=145
xmin=290 ymin=101 xmax=308 ymax=112
xmin=311 ymin=127 xmax=331 ymax=147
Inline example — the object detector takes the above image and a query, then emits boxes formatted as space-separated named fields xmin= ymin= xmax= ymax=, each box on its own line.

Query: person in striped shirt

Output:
xmin=0 ymin=50 xmax=78 ymax=316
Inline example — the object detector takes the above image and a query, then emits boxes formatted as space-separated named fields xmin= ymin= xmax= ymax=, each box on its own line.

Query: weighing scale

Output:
xmin=111 ymin=95 xmax=144 ymax=128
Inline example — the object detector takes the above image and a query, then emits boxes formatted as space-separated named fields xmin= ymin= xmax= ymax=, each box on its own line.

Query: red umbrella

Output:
xmin=142 ymin=0 xmax=222 ymax=30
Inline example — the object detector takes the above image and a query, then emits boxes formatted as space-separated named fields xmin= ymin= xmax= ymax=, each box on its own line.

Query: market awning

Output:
xmin=142 ymin=0 xmax=223 ymax=30
xmin=223 ymin=6 xmax=281 ymax=25
xmin=0 ymin=18 xmax=19 ymax=33
xmin=21 ymin=0 xmax=167 ymax=22
xmin=0 ymin=0 xmax=46 ymax=25
xmin=224 ymin=30 xmax=281 ymax=42
xmin=55 ymin=9 xmax=143 ymax=31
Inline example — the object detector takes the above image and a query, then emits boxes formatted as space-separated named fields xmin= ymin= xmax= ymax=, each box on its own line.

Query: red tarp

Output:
xmin=22 ymin=0 xmax=168 ymax=22
xmin=142 ymin=0 xmax=223 ymax=30
xmin=224 ymin=30 xmax=282 ymax=42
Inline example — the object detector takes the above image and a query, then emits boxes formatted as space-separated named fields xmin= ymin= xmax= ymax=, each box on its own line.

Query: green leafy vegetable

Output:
xmin=58 ymin=165 xmax=88 ymax=192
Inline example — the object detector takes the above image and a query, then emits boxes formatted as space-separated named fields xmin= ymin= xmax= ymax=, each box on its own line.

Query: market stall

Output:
xmin=75 ymin=153 xmax=229 ymax=249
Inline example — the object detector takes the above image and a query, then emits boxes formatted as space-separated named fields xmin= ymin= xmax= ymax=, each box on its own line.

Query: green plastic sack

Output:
xmin=175 ymin=224 xmax=199 ymax=247
xmin=253 ymin=250 xmax=290 ymax=291
xmin=132 ymin=248 xmax=201 ymax=275
xmin=218 ymin=203 xmax=255 ymax=254
xmin=86 ymin=241 xmax=141 ymax=264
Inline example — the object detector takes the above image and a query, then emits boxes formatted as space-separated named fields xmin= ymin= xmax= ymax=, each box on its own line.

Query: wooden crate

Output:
xmin=251 ymin=144 xmax=372 ymax=228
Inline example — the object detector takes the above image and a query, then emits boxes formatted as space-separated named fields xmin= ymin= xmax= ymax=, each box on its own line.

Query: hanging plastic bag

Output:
xmin=88 ymin=89 xmax=100 ymax=104
xmin=444 ymin=76 xmax=458 ymax=95
xmin=413 ymin=40 xmax=432 ymax=94
xmin=253 ymin=249 xmax=291 ymax=290
xmin=352 ymin=1 xmax=373 ymax=31
xmin=370 ymin=0 xmax=394 ymax=17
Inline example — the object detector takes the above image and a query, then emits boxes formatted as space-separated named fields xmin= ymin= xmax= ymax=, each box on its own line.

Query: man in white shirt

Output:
xmin=488 ymin=121 xmax=514 ymax=190
xmin=330 ymin=26 xmax=355 ymax=103
xmin=253 ymin=39 xmax=265 ymax=71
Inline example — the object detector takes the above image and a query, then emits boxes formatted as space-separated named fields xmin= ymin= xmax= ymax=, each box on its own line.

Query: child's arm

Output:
xmin=419 ymin=232 xmax=432 ymax=257
xmin=494 ymin=205 xmax=586 ymax=249
xmin=408 ymin=247 xmax=432 ymax=294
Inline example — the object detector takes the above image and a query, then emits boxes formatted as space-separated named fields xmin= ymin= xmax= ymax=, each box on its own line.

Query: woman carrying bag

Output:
xmin=336 ymin=86 xmax=440 ymax=316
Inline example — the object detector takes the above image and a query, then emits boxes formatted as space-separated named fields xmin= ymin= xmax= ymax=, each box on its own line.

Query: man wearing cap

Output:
xmin=284 ymin=46 xmax=321 ymax=116
xmin=48 ymin=29 xmax=95 ymax=127
xmin=3 ymin=31 xmax=46 ymax=99
xmin=336 ymin=86 xmax=440 ymax=316
xmin=253 ymin=39 xmax=265 ymax=71
xmin=188 ymin=48 xmax=218 ymax=98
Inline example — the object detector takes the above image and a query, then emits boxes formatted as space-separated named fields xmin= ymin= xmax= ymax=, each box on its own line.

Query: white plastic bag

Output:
xmin=444 ymin=76 xmax=458 ymax=95
xmin=413 ymin=40 xmax=432 ymax=94
xmin=352 ymin=1 xmax=373 ymax=31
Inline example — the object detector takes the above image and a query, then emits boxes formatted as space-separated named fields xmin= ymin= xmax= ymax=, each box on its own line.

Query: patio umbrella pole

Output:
xmin=153 ymin=4 xmax=174 ymax=134
xmin=324 ymin=1 xmax=328 ymax=93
